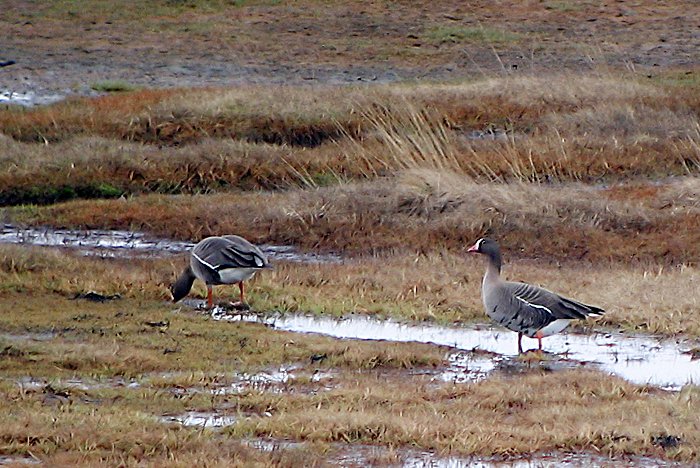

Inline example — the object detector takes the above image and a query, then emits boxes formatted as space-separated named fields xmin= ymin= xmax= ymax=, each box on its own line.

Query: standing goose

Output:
xmin=171 ymin=235 xmax=271 ymax=308
xmin=468 ymin=238 xmax=604 ymax=354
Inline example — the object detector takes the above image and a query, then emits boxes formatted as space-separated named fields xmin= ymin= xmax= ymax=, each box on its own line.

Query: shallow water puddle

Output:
xmin=0 ymin=225 xmax=192 ymax=257
xmin=159 ymin=411 xmax=237 ymax=428
xmin=439 ymin=351 xmax=499 ymax=384
xmin=145 ymin=367 xmax=335 ymax=397
xmin=13 ymin=376 xmax=141 ymax=392
xmin=214 ymin=312 xmax=700 ymax=390
xmin=0 ymin=224 xmax=341 ymax=263
xmin=244 ymin=438 xmax=304 ymax=453
xmin=210 ymin=366 xmax=296 ymax=395
xmin=1 ymin=331 xmax=56 ymax=343
xmin=402 ymin=451 xmax=684 ymax=468
xmin=242 ymin=439 xmax=678 ymax=467
xmin=0 ymin=455 xmax=41 ymax=465
xmin=0 ymin=89 xmax=65 ymax=107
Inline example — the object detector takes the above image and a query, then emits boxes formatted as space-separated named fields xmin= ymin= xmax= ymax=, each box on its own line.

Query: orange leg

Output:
xmin=238 ymin=282 xmax=245 ymax=304
xmin=207 ymin=286 xmax=213 ymax=309
xmin=535 ymin=330 xmax=544 ymax=351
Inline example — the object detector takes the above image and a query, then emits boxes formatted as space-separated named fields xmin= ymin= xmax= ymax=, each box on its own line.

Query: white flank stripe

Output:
xmin=192 ymin=251 xmax=219 ymax=270
xmin=515 ymin=296 xmax=552 ymax=314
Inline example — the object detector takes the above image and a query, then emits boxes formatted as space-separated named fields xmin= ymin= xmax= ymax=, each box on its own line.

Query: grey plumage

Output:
xmin=468 ymin=238 xmax=604 ymax=353
xmin=171 ymin=235 xmax=271 ymax=307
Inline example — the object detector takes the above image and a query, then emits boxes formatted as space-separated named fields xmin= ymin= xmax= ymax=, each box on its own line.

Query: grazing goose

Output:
xmin=171 ymin=235 xmax=271 ymax=308
xmin=468 ymin=238 xmax=604 ymax=354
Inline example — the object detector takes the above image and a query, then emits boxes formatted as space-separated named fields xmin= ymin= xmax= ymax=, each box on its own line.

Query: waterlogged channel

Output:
xmin=2 ymin=224 xmax=699 ymax=389
xmin=214 ymin=311 xmax=700 ymax=390
xmin=0 ymin=224 xmax=341 ymax=263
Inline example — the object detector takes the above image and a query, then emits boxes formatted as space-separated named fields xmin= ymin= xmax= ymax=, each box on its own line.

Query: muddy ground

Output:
xmin=1 ymin=0 xmax=699 ymax=100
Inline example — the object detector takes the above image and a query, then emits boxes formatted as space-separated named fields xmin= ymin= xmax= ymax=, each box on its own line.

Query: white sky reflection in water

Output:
xmin=160 ymin=411 xmax=237 ymax=428
xmin=217 ymin=312 xmax=699 ymax=390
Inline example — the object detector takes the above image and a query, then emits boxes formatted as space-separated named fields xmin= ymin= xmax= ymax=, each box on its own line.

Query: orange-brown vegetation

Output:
xmin=9 ymin=173 xmax=700 ymax=265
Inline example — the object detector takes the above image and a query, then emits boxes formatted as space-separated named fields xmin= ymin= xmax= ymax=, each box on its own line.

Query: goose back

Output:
xmin=191 ymin=236 xmax=269 ymax=286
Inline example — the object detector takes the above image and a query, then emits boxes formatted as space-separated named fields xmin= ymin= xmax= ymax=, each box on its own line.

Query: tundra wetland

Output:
xmin=1 ymin=0 xmax=700 ymax=465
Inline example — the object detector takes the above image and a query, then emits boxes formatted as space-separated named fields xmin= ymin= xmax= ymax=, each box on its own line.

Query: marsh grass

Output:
xmin=0 ymin=241 xmax=699 ymax=464
xmin=9 ymin=173 xmax=700 ymax=264
xmin=0 ymin=385 xmax=323 ymax=466
xmin=0 ymin=86 xmax=360 ymax=146
xmin=1 ymin=74 xmax=699 ymax=206
xmin=351 ymin=79 xmax=700 ymax=182
xmin=228 ymin=370 xmax=699 ymax=460
xmin=0 ymin=136 xmax=365 ymax=204
xmin=425 ymin=25 xmax=522 ymax=45
xmin=3 ymin=360 xmax=696 ymax=464
xmin=2 ymin=243 xmax=700 ymax=338
xmin=90 ymin=80 xmax=138 ymax=93
xmin=0 ymin=249 xmax=456 ymax=466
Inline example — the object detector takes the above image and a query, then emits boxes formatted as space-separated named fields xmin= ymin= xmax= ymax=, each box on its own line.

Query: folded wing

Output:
xmin=507 ymin=281 xmax=604 ymax=320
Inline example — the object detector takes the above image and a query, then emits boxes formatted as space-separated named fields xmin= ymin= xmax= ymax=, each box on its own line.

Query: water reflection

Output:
xmin=215 ymin=311 xmax=700 ymax=390
xmin=0 ymin=224 xmax=341 ymax=263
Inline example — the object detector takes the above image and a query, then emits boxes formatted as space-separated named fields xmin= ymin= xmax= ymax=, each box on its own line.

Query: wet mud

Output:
xmin=0 ymin=224 xmax=342 ymax=263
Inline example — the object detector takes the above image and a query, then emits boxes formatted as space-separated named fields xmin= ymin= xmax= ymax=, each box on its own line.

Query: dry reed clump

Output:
xmin=394 ymin=169 xmax=650 ymax=230
xmin=351 ymin=86 xmax=700 ymax=182
xmin=372 ymin=74 xmax=669 ymax=134
xmin=396 ymin=74 xmax=667 ymax=109
xmin=542 ymin=104 xmax=700 ymax=141
xmin=398 ymin=170 xmax=700 ymax=265
xmin=655 ymin=176 xmax=700 ymax=210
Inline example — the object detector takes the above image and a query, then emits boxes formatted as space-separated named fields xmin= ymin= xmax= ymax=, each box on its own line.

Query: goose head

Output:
xmin=467 ymin=237 xmax=502 ymax=273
